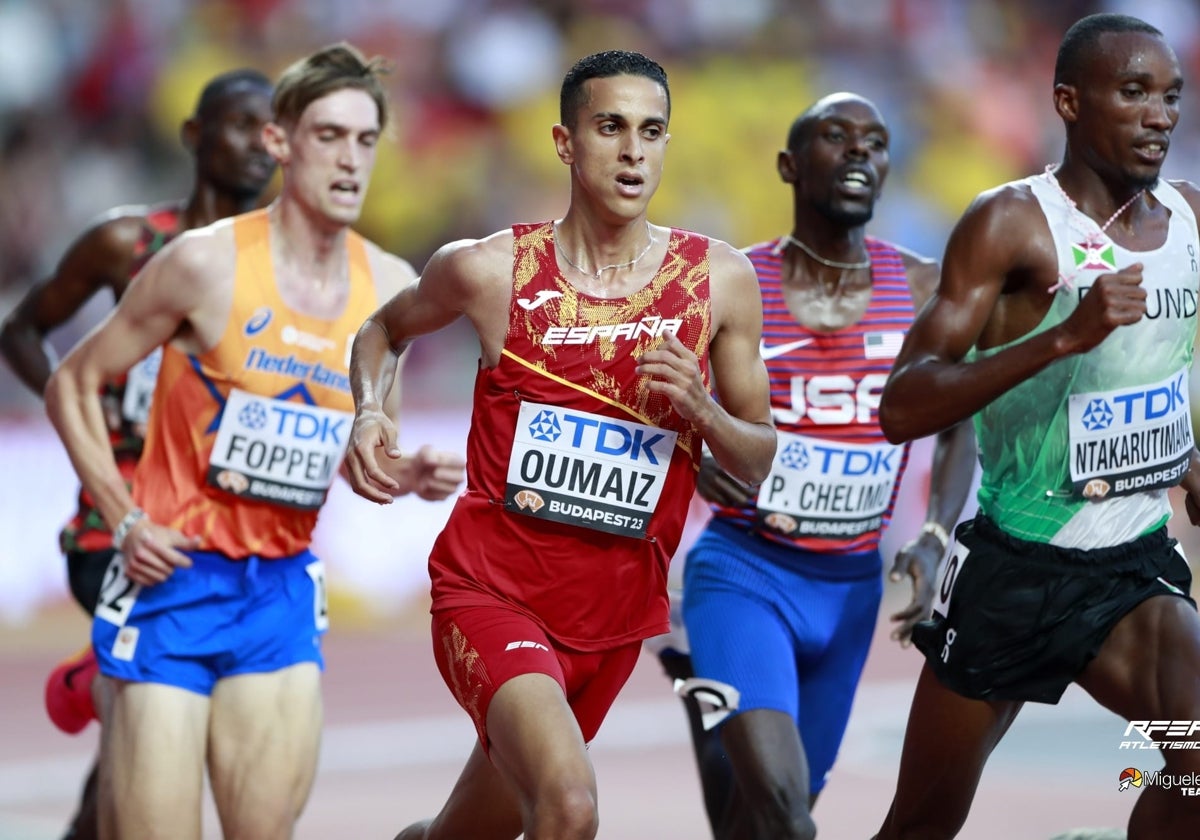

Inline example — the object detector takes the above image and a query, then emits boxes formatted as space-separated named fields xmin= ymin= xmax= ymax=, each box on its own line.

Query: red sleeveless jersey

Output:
xmin=428 ymin=221 xmax=711 ymax=650
xmin=710 ymin=236 xmax=915 ymax=556
xmin=61 ymin=203 xmax=183 ymax=553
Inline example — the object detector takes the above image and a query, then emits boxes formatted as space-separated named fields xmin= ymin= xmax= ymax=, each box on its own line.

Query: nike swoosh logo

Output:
xmin=759 ymin=337 xmax=814 ymax=361
xmin=516 ymin=290 xmax=564 ymax=310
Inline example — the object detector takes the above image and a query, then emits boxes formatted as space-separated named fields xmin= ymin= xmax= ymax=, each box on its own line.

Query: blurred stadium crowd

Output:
xmin=4 ymin=0 xmax=1200 ymax=413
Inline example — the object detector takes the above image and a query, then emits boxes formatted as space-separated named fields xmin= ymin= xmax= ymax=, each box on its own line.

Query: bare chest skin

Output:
xmin=554 ymin=226 xmax=668 ymax=301
xmin=781 ymin=265 xmax=873 ymax=331
xmin=275 ymin=270 xmax=351 ymax=321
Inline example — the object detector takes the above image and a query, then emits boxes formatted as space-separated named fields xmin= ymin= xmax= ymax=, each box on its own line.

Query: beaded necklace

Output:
xmin=1043 ymin=164 xmax=1144 ymax=293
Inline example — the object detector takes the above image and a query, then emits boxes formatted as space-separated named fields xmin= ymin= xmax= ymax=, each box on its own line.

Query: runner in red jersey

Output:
xmin=0 ymin=68 xmax=275 ymax=840
xmin=346 ymin=50 xmax=776 ymax=840
xmin=655 ymin=93 xmax=977 ymax=840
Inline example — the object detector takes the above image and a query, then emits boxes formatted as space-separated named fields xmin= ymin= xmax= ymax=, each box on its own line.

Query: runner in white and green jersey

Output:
xmin=871 ymin=12 xmax=1200 ymax=840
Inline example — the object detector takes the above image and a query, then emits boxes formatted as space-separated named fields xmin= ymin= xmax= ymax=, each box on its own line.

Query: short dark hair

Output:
xmin=273 ymin=42 xmax=390 ymax=129
xmin=1054 ymin=13 xmax=1163 ymax=86
xmin=194 ymin=69 xmax=272 ymax=122
xmin=559 ymin=50 xmax=670 ymax=127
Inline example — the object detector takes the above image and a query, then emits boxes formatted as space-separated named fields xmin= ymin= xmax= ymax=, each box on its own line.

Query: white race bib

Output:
xmin=1067 ymin=369 xmax=1193 ymax=500
xmin=207 ymin=388 xmax=351 ymax=510
xmin=756 ymin=431 xmax=903 ymax=539
xmin=121 ymin=346 xmax=163 ymax=425
xmin=504 ymin=401 xmax=677 ymax=538
xmin=94 ymin=553 xmax=140 ymax=627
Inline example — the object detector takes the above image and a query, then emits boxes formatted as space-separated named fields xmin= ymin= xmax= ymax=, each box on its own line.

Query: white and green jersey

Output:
xmin=969 ymin=173 xmax=1198 ymax=549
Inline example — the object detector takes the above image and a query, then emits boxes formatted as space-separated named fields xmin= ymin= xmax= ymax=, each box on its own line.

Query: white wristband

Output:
xmin=112 ymin=507 xmax=146 ymax=551
xmin=920 ymin=521 xmax=951 ymax=553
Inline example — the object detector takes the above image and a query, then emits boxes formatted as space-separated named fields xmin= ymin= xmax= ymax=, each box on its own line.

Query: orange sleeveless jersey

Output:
xmin=133 ymin=209 xmax=379 ymax=559
xmin=429 ymin=221 xmax=711 ymax=650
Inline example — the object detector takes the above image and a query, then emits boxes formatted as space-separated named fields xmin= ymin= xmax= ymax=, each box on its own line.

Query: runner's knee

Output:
xmin=527 ymin=780 xmax=598 ymax=840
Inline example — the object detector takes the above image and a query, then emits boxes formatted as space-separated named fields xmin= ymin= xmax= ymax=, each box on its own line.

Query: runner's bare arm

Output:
xmin=886 ymin=254 xmax=978 ymax=642
xmin=347 ymin=235 xmax=508 ymax=502
xmin=342 ymin=246 xmax=465 ymax=500
xmin=0 ymin=214 xmax=146 ymax=395
xmin=880 ymin=185 xmax=1146 ymax=443
xmin=45 ymin=234 xmax=224 ymax=581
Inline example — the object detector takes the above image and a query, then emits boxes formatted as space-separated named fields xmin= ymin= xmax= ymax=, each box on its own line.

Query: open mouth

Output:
xmin=838 ymin=169 xmax=873 ymax=193
xmin=245 ymin=159 xmax=274 ymax=179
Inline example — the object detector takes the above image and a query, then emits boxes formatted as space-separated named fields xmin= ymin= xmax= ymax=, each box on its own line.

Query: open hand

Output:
xmin=887 ymin=531 xmax=942 ymax=646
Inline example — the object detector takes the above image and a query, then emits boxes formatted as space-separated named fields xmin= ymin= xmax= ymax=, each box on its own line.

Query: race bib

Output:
xmin=121 ymin=346 xmax=163 ymax=425
xmin=207 ymin=388 xmax=351 ymax=510
xmin=94 ymin=553 xmax=141 ymax=627
xmin=504 ymin=401 xmax=677 ymax=538
xmin=1067 ymin=369 xmax=1193 ymax=500
xmin=931 ymin=539 xmax=970 ymax=620
xmin=756 ymin=431 xmax=902 ymax=539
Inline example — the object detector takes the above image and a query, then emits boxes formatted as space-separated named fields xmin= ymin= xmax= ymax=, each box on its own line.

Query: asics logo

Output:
xmin=517 ymin=290 xmax=563 ymax=310
xmin=244 ymin=306 xmax=273 ymax=336
xmin=759 ymin=337 xmax=814 ymax=361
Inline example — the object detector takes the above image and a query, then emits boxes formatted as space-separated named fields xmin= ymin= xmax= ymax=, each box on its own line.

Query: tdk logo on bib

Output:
xmin=208 ymin=389 xmax=352 ymax=511
xmin=237 ymin=399 xmax=345 ymax=445
xmin=528 ymin=410 xmax=562 ymax=442
xmin=505 ymin=401 xmax=678 ymax=538
xmin=238 ymin=401 xmax=269 ymax=430
xmin=528 ymin=408 xmax=670 ymax=465
xmin=244 ymin=306 xmax=273 ymax=336
xmin=1068 ymin=370 xmax=1194 ymax=497
xmin=1075 ymin=376 xmax=1187 ymax=431
xmin=1081 ymin=399 xmax=1114 ymax=431
xmin=781 ymin=441 xmax=898 ymax=476
xmin=757 ymin=431 xmax=904 ymax=539
xmin=780 ymin=441 xmax=809 ymax=470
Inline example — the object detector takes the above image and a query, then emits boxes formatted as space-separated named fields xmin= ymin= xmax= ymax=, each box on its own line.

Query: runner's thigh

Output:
xmin=207 ymin=663 xmax=323 ymax=838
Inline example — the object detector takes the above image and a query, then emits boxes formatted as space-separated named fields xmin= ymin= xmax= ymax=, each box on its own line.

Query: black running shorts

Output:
xmin=912 ymin=513 xmax=1195 ymax=704
xmin=66 ymin=549 xmax=115 ymax=616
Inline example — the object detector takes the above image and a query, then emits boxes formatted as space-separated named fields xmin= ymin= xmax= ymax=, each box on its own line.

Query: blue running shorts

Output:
xmin=683 ymin=518 xmax=882 ymax=793
xmin=92 ymin=549 xmax=328 ymax=695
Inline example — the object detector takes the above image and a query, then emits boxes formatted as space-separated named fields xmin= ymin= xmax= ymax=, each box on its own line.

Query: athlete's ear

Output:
xmin=552 ymin=123 xmax=573 ymax=165
xmin=180 ymin=117 xmax=200 ymax=155
xmin=1054 ymin=83 xmax=1079 ymax=123
xmin=777 ymin=149 xmax=798 ymax=184
xmin=262 ymin=121 xmax=289 ymax=165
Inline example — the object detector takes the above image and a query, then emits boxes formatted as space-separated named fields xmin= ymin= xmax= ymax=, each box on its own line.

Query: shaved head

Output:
xmin=786 ymin=92 xmax=882 ymax=151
